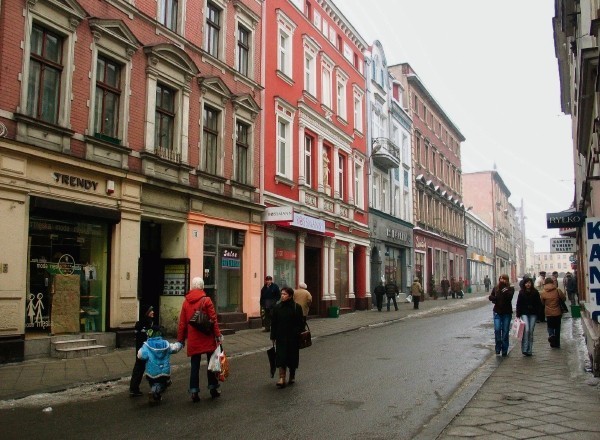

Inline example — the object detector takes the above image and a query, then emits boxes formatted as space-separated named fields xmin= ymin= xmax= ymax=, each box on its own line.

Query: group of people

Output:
xmin=489 ymin=270 xmax=576 ymax=358
xmin=129 ymin=275 xmax=312 ymax=402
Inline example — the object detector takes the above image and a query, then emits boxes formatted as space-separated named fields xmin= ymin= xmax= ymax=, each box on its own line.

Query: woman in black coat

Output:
xmin=270 ymin=287 xmax=304 ymax=388
xmin=516 ymin=277 xmax=542 ymax=356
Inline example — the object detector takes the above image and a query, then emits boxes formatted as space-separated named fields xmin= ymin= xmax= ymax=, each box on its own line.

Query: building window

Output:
xmin=94 ymin=56 xmax=121 ymax=140
xmin=159 ymin=0 xmax=178 ymax=31
xmin=237 ymin=25 xmax=249 ymax=76
xmin=305 ymin=135 xmax=313 ymax=187
xmin=235 ymin=121 xmax=249 ymax=184
xmin=304 ymin=52 xmax=316 ymax=95
xmin=278 ymin=30 xmax=291 ymax=76
xmin=277 ymin=117 xmax=290 ymax=177
xmin=372 ymin=173 xmax=380 ymax=210
xmin=355 ymin=162 xmax=364 ymax=209
xmin=338 ymin=154 xmax=345 ymax=200
xmin=322 ymin=67 xmax=332 ymax=108
xmin=203 ymin=107 xmax=219 ymax=175
xmin=353 ymin=87 xmax=363 ymax=132
xmin=337 ymin=78 xmax=347 ymax=120
xmin=27 ymin=25 xmax=63 ymax=124
xmin=155 ymin=84 xmax=175 ymax=152
xmin=206 ymin=2 xmax=221 ymax=58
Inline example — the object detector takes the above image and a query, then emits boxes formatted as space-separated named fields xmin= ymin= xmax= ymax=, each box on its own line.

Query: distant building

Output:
xmin=534 ymin=252 xmax=572 ymax=276
xmin=465 ymin=211 xmax=494 ymax=290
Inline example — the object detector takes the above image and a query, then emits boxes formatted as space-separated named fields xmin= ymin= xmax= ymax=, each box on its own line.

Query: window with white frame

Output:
xmin=336 ymin=71 xmax=347 ymax=120
xmin=235 ymin=120 xmax=249 ymax=184
xmin=393 ymin=185 xmax=400 ymax=217
xmin=158 ymin=0 xmax=180 ymax=33
xmin=303 ymin=35 xmax=318 ymax=96
xmin=402 ymin=133 xmax=409 ymax=163
xmin=206 ymin=2 xmax=222 ymax=58
xmin=277 ymin=11 xmax=295 ymax=78
xmin=353 ymin=86 xmax=364 ymax=132
xmin=143 ymin=44 xmax=198 ymax=164
xmin=321 ymin=64 xmax=332 ymax=108
xmin=354 ymin=162 xmax=364 ymax=209
xmin=337 ymin=154 xmax=345 ymax=200
xmin=381 ymin=177 xmax=389 ymax=212
xmin=237 ymin=25 xmax=250 ymax=76
xmin=372 ymin=172 xmax=380 ymax=210
xmin=304 ymin=135 xmax=313 ymax=187
xmin=94 ymin=56 xmax=121 ymax=140
xmin=203 ymin=106 xmax=219 ymax=174
xmin=277 ymin=117 xmax=290 ymax=177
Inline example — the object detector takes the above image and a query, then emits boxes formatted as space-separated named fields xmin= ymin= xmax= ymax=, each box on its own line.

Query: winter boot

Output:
xmin=276 ymin=368 xmax=286 ymax=388
xmin=288 ymin=369 xmax=296 ymax=385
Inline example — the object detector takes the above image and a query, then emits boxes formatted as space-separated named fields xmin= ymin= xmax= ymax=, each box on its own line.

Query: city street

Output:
xmin=0 ymin=304 xmax=495 ymax=440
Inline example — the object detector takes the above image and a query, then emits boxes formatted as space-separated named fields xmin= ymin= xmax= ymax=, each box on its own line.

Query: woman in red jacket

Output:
xmin=177 ymin=277 xmax=223 ymax=403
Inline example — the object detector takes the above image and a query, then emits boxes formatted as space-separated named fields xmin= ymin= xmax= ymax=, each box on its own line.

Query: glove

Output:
xmin=178 ymin=340 xmax=185 ymax=349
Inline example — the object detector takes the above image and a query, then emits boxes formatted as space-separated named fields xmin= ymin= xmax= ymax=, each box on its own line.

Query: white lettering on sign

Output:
xmin=585 ymin=218 xmax=600 ymax=321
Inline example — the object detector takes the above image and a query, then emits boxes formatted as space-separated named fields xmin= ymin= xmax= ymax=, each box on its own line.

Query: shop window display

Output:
xmin=27 ymin=218 xmax=108 ymax=334
xmin=274 ymin=230 xmax=296 ymax=289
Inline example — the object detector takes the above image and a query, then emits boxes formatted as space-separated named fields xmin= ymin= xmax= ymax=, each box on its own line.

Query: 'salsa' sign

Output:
xmin=546 ymin=211 xmax=585 ymax=229
xmin=53 ymin=172 xmax=99 ymax=191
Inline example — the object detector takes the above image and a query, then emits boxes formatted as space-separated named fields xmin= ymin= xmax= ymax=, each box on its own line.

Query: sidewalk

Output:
xmin=2 ymin=291 xmax=599 ymax=440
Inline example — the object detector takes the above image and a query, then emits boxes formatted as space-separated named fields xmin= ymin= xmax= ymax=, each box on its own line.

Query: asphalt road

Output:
xmin=0 ymin=304 xmax=495 ymax=440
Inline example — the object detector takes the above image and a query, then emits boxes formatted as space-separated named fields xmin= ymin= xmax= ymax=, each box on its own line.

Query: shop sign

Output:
xmin=291 ymin=213 xmax=325 ymax=233
xmin=53 ymin=172 xmax=99 ymax=191
xmin=264 ymin=206 xmax=293 ymax=222
xmin=496 ymin=248 xmax=510 ymax=260
xmin=386 ymin=227 xmax=409 ymax=244
xmin=275 ymin=248 xmax=296 ymax=260
xmin=221 ymin=249 xmax=241 ymax=270
xmin=546 ymin=211 xmax=585 ymax=229
xmin=550 ymin=237 xmax=577 ymax=253
xmin=585 ymin=217 xmax=600 ymax=321
xmin=415 ymin=237 xmax=426 ymax=249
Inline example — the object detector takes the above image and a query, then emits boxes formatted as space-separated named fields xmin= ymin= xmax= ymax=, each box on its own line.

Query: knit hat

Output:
xmin=140 ymin=304 xmax=154 ymax=320
xmin=544 ymin=277 xmax=554 ymax=285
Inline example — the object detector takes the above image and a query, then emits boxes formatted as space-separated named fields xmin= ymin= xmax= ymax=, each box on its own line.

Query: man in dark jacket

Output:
xmin=260 ymin=276 xmax=280 ymax=332
xmin=385 ymin=280 xmax=399 ymax=311
xmin=565 ymin=272 xmax=578 ymax=304
xmin=441 ymin=276 xmax=450 ymax=299
xmin=373 ymin=281 xmax=385 ymax=312
xmin=129 ymin=304 xmax=154 ymax=397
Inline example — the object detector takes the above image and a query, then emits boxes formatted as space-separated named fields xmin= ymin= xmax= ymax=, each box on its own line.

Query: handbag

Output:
xmin=189 ymin=297 xmax=214 ymax=335
xmin=299 ymin=322 xmax=312 ymax=349
xmin=510 ymin=317 xmax=525 ymax=340
xmin=558 ymin=296 xmax=569 ymax=314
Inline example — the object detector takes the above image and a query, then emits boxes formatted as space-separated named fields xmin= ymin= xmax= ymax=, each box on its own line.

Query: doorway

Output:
xmin=304 ymin=247 xmax=321 ymax=316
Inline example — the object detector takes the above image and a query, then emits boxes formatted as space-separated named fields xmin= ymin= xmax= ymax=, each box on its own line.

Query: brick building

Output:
xmin=0 ymin=0 xmax=264 ymax=361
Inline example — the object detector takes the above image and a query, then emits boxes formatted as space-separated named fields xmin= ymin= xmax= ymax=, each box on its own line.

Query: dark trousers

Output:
xmin=413 ymin=296 xmax=420 ymax=309
xmin=129 ymin=357 xmax=146 ymax=392
xmin=189 ymin=352 xmax=220 ymax=394
xmin=387 ymin=295 xmax=398 ymax=311
xmin=147 ymin=376 xmax=169 ymax=394
xmin=262 ymin=307 xmax=273 ymax=330
xmin=376 ymin=295 xmax=384 ymax=311
xmin=546 ymin=315 xmax=562 ymax=347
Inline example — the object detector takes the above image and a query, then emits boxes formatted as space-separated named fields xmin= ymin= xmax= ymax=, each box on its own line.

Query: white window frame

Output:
xmin=88 ymin=20 xmax=138 ymax=148
xmin=205 ymin=0 xmax=227 ymax=60
xmin=336 ymin=69 xmax=348 ymax=120
xmin=354 ymin=161 xmax=364 ymax=209
xmin=372 ymin=172 xmax=380 ymax=210
xmin=321 ymin=56 xmax=334 ymax=108
xmin=276 ymin=10 xmax=296 ymax=79
xmin=302 ymin=36 xmax=319 ymax=97
xmin=353 ymin=86 xmax=364 ymax=133
xmin=157 ymin=0 xmax=186 ymax=35
xmin=337 ymin=154 xmax=345 ymax=200
xmin=275 ymin=98 xmax=295 ymax=180
xmin=305 ymin=135 xmax=313 ymax=187
xmin=144 ymin=44 xmax=198 ymax=164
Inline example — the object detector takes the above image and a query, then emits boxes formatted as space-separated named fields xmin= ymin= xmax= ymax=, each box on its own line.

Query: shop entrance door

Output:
xmin=203 ymin=254 xmax=216 ymax=305
xmin=304 ymin=247 xmax=321 ymax=316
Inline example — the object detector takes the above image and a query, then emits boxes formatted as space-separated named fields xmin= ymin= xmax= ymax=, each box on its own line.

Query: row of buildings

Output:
xmin=553 ymin=0 xmax=600 ymax=376
xmin=0 ymin=0 xmax=526 ymax=362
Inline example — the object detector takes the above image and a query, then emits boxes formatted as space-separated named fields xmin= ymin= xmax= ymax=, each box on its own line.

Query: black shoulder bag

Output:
xmin=189 ymin=297 xmax=215 ymax=335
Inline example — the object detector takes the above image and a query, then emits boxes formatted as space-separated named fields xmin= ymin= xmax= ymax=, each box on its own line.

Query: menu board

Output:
xmin=162 ymin=260 xmax=189 ymax=295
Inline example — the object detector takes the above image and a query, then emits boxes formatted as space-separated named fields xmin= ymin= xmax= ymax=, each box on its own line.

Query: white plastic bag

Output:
xmin=405 ymin=295 xmax=413 ymax=303
xmin=208 ymin=344 xmax=222 ymax=373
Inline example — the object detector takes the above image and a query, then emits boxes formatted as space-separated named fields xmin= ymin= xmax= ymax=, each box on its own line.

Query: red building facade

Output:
xmin=262 ymin=0 xmax=370 ymax=314
xmin=389 ymin=63 xmax=467 ymax=296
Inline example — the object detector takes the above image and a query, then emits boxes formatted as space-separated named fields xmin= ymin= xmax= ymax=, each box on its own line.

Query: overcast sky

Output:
xmin=336 ymin=0 xmax=573 ymax=253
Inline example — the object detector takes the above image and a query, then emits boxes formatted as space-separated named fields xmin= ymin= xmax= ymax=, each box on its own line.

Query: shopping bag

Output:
xmin=510 ymin=318 xmax=525 ymax=340
xmin=405 ymin=295 xmax=412 ymax=303
xmin=218 ymin=348 xmax=229 ymax=382
xmin=267 ymin=343 xmax=276 ymax=378
xmin=298 ymin=323 xmax=312 ymax=349
xmin=208 ymin=344 xmax=222 ymax=373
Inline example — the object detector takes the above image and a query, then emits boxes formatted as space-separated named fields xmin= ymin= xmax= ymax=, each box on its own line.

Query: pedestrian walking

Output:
xmin=410 ymin=277 xmax=423 ymax=309
xmin=534 ymin=271 xmax=547 ymax=322
xmin=137 ymin=325 xmax=182 ymax=403
xmin=260 ymin=275 xmax=280 ymax=332
xmin=293 ymin=282 xmax=312 ymax=325
xmin=515 ymin=276 xmax=542 ymax=356
xmin=564 ymin=272 xmax=578 ymax=305
xmin=457 ymin=277 xmax=464 ymax=298
xmin=441 ymin=276 xmax=450 ymax=299
xmin=373 ymin=281 xmax=385 ymax=312
xmin=177 ymin=277 xmax=223 ymax=403
xmin=385 ymin=279 xmax=399 ymax=311
xmin=270 ymin=287 xmax=304 ymax=388
xmin=489 ymin=274 xmax=514 ymax=357
xmin=540 ymin=277 xmax=567 ymax=348
xmin=483 ymin=275 xmax=491 ymax=292
xmin=129 ymin=304 xmax=154 ymax=397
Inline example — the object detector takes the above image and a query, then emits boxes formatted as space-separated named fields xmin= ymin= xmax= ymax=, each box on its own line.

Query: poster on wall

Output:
xmin=586 ymin=217 xmax=600 ymax=321
xmin=162 ymin=259 xmax=190 ymax=296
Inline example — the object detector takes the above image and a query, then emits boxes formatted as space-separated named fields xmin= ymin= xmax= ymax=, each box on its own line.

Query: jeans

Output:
xmin=520 ymin=314 xmax=537 ymax=355
xmin=493 ymin=312 xmax=512 ymax=355
xmin=189 ymin=352 xmax=220 ymax=394
xmin=387 ymin=295 xmax=398 ymax=311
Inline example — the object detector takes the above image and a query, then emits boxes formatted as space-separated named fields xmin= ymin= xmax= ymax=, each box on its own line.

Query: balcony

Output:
xmin=371 ymin=137 xmax=401 ymax=170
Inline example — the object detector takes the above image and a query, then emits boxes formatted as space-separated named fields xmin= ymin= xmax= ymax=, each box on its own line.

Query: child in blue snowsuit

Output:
xmin=137 ymin=326 xmax=182 ymax=402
